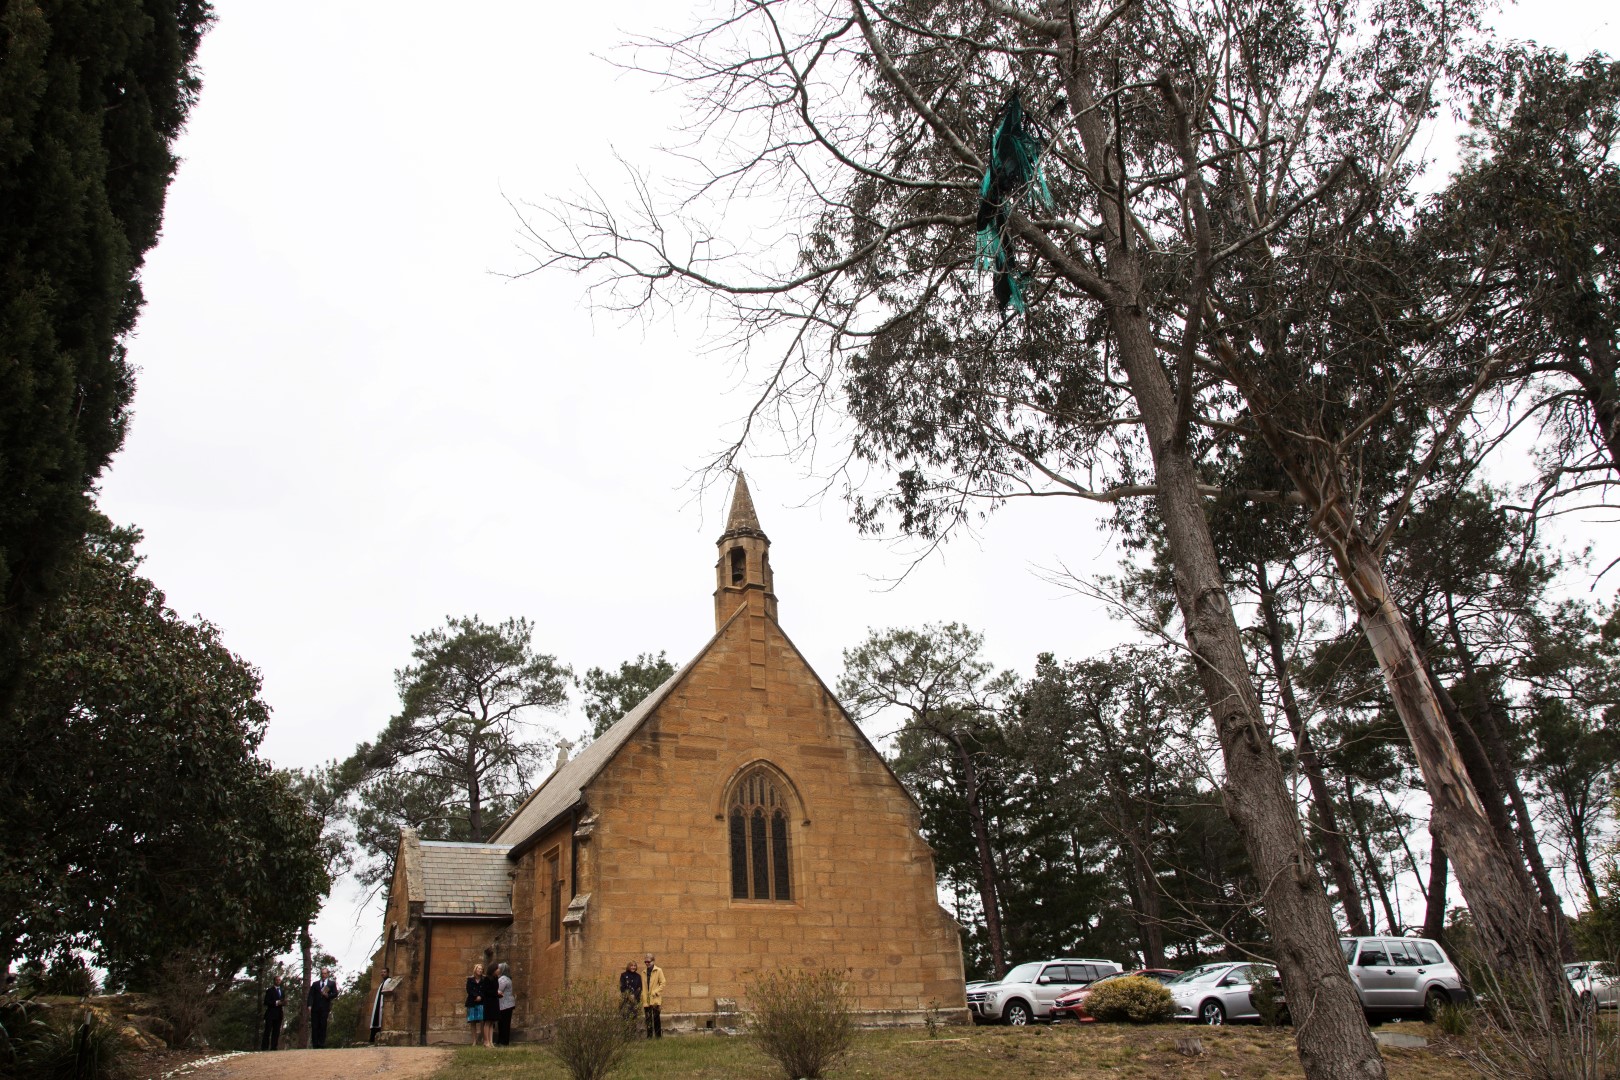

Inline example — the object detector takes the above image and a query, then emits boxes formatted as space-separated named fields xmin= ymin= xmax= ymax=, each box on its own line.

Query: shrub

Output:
xmin=18 ymin=1010 xmax=131 ymax=1080
xmin=538 ymin=979 xmax=638 ymax=1080
xmin=1249 ymin=972 xmax=1289 ymax=1027
xmin=1432 ymin=1001 xmax=1473 ymax=1038
xmin=746 ymin=968 xmax=856 ymax=1080
xmin=1450 ymin=959 xmax=1620 ymax=1080
xmin=38 ymin=956 xmax=98 ymax=998
xmin=1084 ymin=976 xmax=1176 ymax=1024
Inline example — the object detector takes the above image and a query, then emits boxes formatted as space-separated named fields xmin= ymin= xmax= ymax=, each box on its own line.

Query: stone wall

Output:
xmin=568 ymin=602 xmax=967 ymax=1031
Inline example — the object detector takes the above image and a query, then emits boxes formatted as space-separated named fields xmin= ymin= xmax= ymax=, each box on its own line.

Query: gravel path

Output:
xmin=157 ymin=1047 xmax=453 ymax=1080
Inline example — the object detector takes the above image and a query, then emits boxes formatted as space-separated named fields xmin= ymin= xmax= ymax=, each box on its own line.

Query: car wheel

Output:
xmin=1424 ymin=987 xmax=1450 ymax=1021
xmin=1004 ymin=1000 xmax=1033 ymax=1026
xmin=1200 ymin=1000 xmax=1225 ymax=1026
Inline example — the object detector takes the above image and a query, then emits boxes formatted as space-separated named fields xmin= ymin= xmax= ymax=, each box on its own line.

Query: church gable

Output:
xmin=380 ymin=475 xmax=965 ymax=1044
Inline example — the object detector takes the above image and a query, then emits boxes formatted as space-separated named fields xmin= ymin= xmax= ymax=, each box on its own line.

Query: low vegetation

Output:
xmin=431 ymin=1022 xmax=1472 ymax=1080
xmin=1085 ymin=977 xmax=1176 ymax=1024
xmin=2 ymin=998 xmax=132 ymax=1080
xmin=745 ymin=968 xmax=856 ymax=1080
xmin=536 ymin=979 xmax=639 ymax=1080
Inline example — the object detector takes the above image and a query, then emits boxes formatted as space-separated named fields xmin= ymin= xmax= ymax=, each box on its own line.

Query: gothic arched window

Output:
xmin=728 ymin=768 xmax=793 ymax=901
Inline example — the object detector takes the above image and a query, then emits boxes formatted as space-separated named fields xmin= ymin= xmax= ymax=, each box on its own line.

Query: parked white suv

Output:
xmin=1341 ymin=936 xmax=1466 ymax=1017
xmin=966 ymin=958 xmax=1123 ymax=1025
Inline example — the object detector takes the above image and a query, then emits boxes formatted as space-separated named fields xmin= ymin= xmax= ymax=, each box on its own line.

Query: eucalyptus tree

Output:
xmin=528 ymin=0 xmax=1574 ymax=1062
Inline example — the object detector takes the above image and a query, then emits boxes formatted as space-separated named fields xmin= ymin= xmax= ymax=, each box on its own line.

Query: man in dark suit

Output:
xmin=261 ymin=974 xmax=285 ymax=1051
xmin=307 ymin=967 xmax=338 ymax=1048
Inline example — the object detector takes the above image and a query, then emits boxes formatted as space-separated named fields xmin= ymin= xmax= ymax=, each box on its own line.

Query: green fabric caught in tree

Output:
xmin=974 ymin=92 xmax=1052 ymax=314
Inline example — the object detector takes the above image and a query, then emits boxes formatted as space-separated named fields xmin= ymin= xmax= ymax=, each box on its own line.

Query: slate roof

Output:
xmin=418 ymin=841 xmax=514 ymax=917
xmin=486 ymin=608 xmax=746 ymax=851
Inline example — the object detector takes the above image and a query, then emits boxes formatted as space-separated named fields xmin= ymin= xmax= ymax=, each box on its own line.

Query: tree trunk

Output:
xmin=1441 ymin=592 xmax=1571 ymax=948
xmin=1345 ymin=779 xmax=1400 ymax=934
xmin=1257 ymin=564 xmax=1372 ymax=937
xmin=1043 ymin=47 xmax=1387 ymax=1080
xmin=1425 ymin=661 xmax=1528 ymax=879
xmin=1424 ymin=834 xmax=1449 ymax=941
xmin=297 ymin=922 xmax=313 ymax=1050
xmin=949 ymin=728 xmax=1008 ymax=977
xmin=1316 ymin=520 xmax=1564 ymax=995
xmin=467 ymin=746 xmax=483 ymax=841
xmin=1205 ymin=320 xmax=1567 ymax=996
xmin=1127 ymin=833 xmax=1168 ymax=968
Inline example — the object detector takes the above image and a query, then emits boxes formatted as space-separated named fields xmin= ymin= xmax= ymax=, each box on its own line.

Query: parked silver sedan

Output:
xmin=1169 ymin=962 xmax=1278 ymax=1025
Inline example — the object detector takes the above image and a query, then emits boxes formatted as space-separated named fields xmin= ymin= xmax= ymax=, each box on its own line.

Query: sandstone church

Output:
xmin=360 ymin=477 xmax=967 ymax=1043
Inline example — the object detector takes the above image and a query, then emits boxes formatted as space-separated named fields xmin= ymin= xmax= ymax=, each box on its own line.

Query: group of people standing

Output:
xmin=618 ymin=955 xmax=665 ymax=1038
xmin=258 ymin=967 xmax=340 ymax=1051
xmin=464 ymin=960 xmax=516 ymax=1046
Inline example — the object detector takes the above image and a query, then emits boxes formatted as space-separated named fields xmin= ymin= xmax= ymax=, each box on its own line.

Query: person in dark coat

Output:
xmin=495 ymin=963 xmax=515 ymax=1046
xmin=619 ymin=961 xmax=642 ymax=1026
xmin=307 ymin=967 xmax=337 ymax=1048
xmin=261 ymin=974 xmax=284 ymax=1051
xmin=479 ymin=962 xmax=500 ymax=1047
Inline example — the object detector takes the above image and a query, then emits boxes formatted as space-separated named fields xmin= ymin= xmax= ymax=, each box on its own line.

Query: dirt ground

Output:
xmin=136 ymin=1046 xmax=454 ymax=1080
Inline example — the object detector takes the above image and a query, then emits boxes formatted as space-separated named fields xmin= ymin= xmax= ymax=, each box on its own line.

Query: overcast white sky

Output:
xmin=95 ymin=0 xmax=1616 ymax=974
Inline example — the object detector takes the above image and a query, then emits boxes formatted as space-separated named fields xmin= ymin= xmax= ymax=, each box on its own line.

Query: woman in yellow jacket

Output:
xmin=641 ymin=955 xmax=665 ymax=1038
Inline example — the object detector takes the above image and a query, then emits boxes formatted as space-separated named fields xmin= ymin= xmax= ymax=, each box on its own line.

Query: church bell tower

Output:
xmin=714 ymin=473 xmax=777 ymax=628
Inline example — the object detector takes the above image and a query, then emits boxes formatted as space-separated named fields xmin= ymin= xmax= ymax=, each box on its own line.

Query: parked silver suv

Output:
xmin=1341 ymin=936 xmax=1465 ymax=1017
xmin=966 ymin=958 xmax=1123 ymax=1025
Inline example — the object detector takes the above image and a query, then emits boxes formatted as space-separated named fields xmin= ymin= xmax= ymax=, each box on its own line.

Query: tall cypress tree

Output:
xmin=0 ymin=0 xmax=213 ymax=705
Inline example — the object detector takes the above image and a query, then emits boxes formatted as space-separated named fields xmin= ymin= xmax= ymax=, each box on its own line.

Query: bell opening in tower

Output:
xmin=730 ymin=547 xmax=746 ymax=585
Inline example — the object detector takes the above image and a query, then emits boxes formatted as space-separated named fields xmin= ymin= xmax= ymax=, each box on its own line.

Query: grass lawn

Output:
xmin=434 ymin=1022 xmax=1473 ymax=1080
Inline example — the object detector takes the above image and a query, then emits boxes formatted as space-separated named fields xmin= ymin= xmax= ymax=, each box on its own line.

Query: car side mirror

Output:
xmin=1038 ymin=977 xmax=1052 ymax=984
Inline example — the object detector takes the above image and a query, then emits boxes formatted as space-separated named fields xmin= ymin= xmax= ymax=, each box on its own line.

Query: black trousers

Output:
xmin=497 ymin=1007 xmax=513 ymax=1045
xmin=262 ymin=1010 xmax=282 ymax=1051
xmin=310 ymin=1008 xmax=330 ymax=1048
xmin=644 ymin=1005 xmax=661 ymax=1038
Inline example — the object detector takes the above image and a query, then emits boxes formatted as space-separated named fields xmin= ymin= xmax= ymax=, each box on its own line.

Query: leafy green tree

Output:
xmin=838 ymin=624 xmax=1017 ymax=976
xmin=579 ymin=651 xmax=676 ymax=738
xmin=1521 ymin=603 xmax=1620 ymax=907
xmin=1014 ymin=648 xmax=1208 ymax=967
xmin=352 ymin=616 xmax=570 ymax=844
xmin=531 ymin=0 xmax=1514 ymax=1064
xmin=0 ymin=515 xmax=327 ymax=984
xmin=0 ymin=0 xmax=213 ymax=714
xmin=1432 ymin=50 xmax=1620 ymax=512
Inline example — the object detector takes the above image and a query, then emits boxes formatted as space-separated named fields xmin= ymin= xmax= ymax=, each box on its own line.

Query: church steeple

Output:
xmin=714 ymin=473 xmax=776 ymax=627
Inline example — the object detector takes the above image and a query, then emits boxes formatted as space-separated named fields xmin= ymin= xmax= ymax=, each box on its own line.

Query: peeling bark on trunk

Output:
xmin=1205 ymin=324 xmax=1568 ymax=999
xmin=1327 ymin=525 xmax=1564 ymax=992
xmin=1441 ymin=594 xmax=1571 ymax=948
xmin=1257 ymin=564 xmax=1372 ymax=937
xmin=1042 ymin=49 xmax=1387 ymax=1080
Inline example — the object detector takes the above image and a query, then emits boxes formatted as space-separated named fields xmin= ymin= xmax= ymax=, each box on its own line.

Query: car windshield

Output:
xmin=1340 ymin=940 xmax=1356 ymax=962
xmin=1001 ymin=963 xmax=1044 ymax=985
xmin=1089 ymin=972 xmax=1125 ymax=986
xmin=1167 ymin=964 xmax=1230 ymax=985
